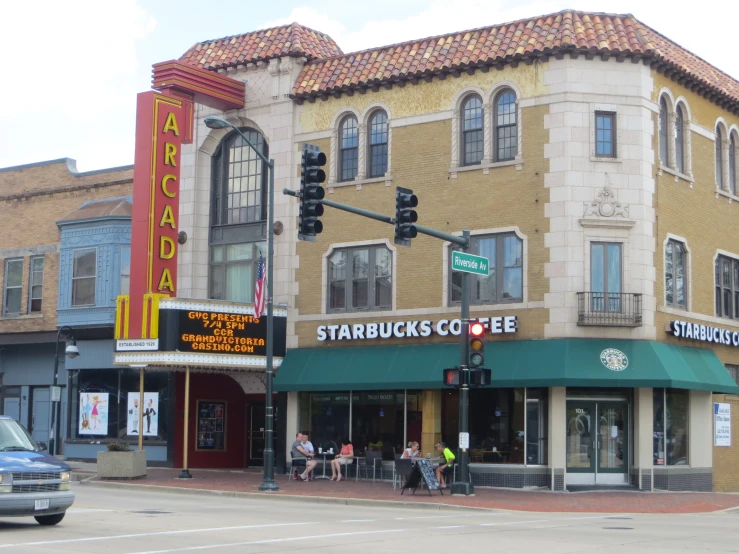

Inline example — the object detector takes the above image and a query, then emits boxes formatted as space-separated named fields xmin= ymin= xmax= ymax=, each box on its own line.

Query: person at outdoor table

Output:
xmin=434 ymin=442 xmax=456 ymax=488
xmin=330 ymin=438 xmax=354 ymax=481
xmin=291 ymin=432 xmax=317 ymax=482
xmin=402 ymin=441 xmax=420 ymax=458
xmin=301 ymin=431 xmax=315 ymax=480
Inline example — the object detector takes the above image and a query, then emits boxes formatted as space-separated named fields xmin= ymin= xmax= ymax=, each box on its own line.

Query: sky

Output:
xmin=2 ymin=0 xmax=738 ymax=172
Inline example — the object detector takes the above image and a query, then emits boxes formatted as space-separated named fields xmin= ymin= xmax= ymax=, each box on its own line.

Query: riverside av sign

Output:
xmin=451 ymin=251 xmax=489 ymax=276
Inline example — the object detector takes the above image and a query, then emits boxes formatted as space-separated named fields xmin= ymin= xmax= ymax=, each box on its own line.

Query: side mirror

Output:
xmin=37 ymin=442 xmax=48 ymax=451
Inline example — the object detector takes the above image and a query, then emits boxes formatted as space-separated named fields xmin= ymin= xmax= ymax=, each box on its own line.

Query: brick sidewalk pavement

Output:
xmin=94 ymin=468 xmax=739 ymax=514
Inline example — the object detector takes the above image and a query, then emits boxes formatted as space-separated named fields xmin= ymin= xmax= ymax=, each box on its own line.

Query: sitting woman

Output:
xmin=434 ymin=442 xmax=456 ymax=489
xmin=330 ymin=438 xmax=354 ymax=482
xmin=401 ymin=441 xmax=420 ymax=459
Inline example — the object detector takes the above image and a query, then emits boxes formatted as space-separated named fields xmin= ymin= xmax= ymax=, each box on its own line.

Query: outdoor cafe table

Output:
xmin=313 ymin=451 xmax=334 ymax=480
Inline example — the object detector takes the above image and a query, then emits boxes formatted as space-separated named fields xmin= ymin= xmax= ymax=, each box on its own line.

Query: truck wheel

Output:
xmin=35 ymin=513 xmax=65 ymax=526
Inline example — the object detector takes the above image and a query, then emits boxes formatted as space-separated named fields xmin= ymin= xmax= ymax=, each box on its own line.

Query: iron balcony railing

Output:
xmin=577 ymin=292 xmax=643 ymax=327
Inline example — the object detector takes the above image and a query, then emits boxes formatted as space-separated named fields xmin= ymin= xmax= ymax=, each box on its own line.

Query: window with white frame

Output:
xmin=120 ymin=246 xmax=131 ymax=296
xmin=716 ymin=125 xmax=724 ymax=189
xmin=731 ymin=134 xmax=737 ymax=195
xmin=715 ymin=255 xmax=739 ymax=320
xmin=339 ymin=115 xmax=359 ymax=182
xmin=209 ymin=242 xmax=265 ymax=303
xmin=327 ymin=245 xmax=392 ymax=313
xmin=675 ymin=105 xmax=686 ymax=174
xmin=590 ymin=243 xmax=622 ymax=312
xmin=461 ymin=94 xmax=484 ymax=166
xmin=72 ymin=248 xmax=96 ymax=307
xmin=28 ymin=256 xmax=44 ymax=313
xmin=3 ymin=259 xmax=23 ymax=315
xmin=449 ymin=233 xmax=523 ymax=305
xmin=368 ymin=110 xmax=388 ymax=178
xmin=595 ymin=112 xmax=616 ymax=158
xmin=494 ymin=89 xmax=517 ymax=161
xmin=659 ymin=97 xmax=669 ymax=166
xmin=665 ymin=240 xmax=687 ymax=309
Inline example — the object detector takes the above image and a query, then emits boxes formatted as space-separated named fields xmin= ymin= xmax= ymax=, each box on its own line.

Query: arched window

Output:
xmin=495 ymin=89 xmax=518 ymax=161
xmin=461 ymin=95 xmax=483 ymax=166
xmin=209 ymin=127 xmax=268 ymax=303
xmin=368 ymin=111 xmax=388 ymax=178
xmin=659 ymin=97 xmax=669 ymax=166
xmin=716 ymin=126 xmax=724 ymax=189
xmin=675 ymin=105 xmax=685 ymax=174
xmin=211 ymin=128 xmax=267 ymax=226
xmin=730 ymin=134 xmax=737 ymax=195
xmin=339 ymin=116 xmax=359 ymax=181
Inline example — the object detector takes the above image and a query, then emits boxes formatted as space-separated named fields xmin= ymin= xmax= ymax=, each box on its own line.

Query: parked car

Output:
xmin=0 ymin=416 xmax=74 ymax=525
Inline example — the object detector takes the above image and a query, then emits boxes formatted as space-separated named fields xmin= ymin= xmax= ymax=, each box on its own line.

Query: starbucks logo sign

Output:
xmin=600 ymin=348 xmax=628 ymax=372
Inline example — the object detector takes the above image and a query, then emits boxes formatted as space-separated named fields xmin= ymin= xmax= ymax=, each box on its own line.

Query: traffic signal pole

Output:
xmin=451 ymin=230 xmax=474 ymax=496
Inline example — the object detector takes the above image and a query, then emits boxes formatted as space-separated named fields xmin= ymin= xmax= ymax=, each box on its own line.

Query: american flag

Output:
xmin=254 ymin=252 xmax=266 ymax=319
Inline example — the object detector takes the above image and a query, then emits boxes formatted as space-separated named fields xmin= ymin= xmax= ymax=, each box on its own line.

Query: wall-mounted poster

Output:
xmin=196 ymin=401 xmax=226 ymax=450
xmin=715 ymin=403 xmax=731 ymax=447
xmin=79 ymin=393 xmax=109 ymax=435
xmin=127 ymin=393 xmax=159 ymax=436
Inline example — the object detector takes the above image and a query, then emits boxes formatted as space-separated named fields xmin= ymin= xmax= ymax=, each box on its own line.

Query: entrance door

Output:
xmin=566 ymin=401 xmax=628 ymax=485
xmin=247 ymin=402 xmax=265 ymax=467
xmin=3 ymin=397 xmax=20 ymax=421
xmin=30 ymin=388 xmax=50 ymax=443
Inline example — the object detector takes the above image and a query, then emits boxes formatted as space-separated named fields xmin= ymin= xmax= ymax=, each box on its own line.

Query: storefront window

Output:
xmin=298 ymin=390 xmax=422 ymax=459
xmin=73 ymin=369 xmax=169 ymax=442
xmin=653 ymin=388 xmax=689 ymax=466
xmin=526 ymin=388 xmax=548 ymax=465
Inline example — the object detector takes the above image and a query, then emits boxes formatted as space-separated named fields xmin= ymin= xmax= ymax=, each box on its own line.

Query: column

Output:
xmin=633 ymin=388 xmax=654 ymax=490
xmin=688 ymin=389 xmax=713 ymax=491
xmin=421 ymin=389 xmax=441 ymax=458
xmin=285 ymin=392 xmax=299 ymax=467
xmin=548 ymin=387 xmax=566 ymax=491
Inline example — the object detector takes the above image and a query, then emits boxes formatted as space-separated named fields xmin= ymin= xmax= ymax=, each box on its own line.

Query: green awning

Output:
xmin=274 ymin=339 xmax=739 ymax=394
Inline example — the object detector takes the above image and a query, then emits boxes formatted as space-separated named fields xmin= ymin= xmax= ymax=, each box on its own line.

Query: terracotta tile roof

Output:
xmin=290 ymin=10 xmax=739 ymax=112
xmin=58 ymin=197 xmax=132 ymax=223
xmin=179 ymin=23 xmax=343 ymax=71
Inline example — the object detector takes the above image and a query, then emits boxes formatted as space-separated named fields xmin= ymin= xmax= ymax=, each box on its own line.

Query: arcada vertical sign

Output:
xmin=125 ymin=91 xmax=193 ymax=339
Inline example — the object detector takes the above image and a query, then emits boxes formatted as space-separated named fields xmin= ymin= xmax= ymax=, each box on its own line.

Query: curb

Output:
xmin=81 ymin=480 xmax=495 ymax=513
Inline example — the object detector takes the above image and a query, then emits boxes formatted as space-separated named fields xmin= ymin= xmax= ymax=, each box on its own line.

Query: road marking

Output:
xmin=340 ymin=519 xmax=376 ymax=523
xmin=437 ymin=525 xmax=464 ymax=529
xmin=0 ymin=522 xmax=317 ymax=549
xmin=480 ymin=519 xmax=550 ymax=527
xmin=67 ymin=508 xmax=114 ymax=514
xmin=131 ymin=528 xmax=409 ymax=554
xmin=394 ymin=513 xmax=496 ymax=520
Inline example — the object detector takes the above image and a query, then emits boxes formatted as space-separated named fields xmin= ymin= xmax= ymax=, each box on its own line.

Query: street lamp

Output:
xmin=204 ymin=115 xmax=279 ymax=491
xmin=52 ymin=325 xmax=79 ymax=457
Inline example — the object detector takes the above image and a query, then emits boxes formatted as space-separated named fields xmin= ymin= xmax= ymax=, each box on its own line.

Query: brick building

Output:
xmin=0 ymin=158 xmax=132 ymax=454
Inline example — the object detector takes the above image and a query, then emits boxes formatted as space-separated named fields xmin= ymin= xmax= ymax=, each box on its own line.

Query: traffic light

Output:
xmin=299 ymin=145 xmax=327 ymax=242
xmin=443 ymin=367 xmax=462 ymax=387
xmin=394 ymin=186 xmax=418 ymax=247
xmin=468 ymin=320 xmax=485 ymax=368
xmin=470 ymin=368 xmax=492 ymax=386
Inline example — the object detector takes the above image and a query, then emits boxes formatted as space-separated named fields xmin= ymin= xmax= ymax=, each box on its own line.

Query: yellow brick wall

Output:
xmin=0 ymin=160 xmax=133 ymax=334
xmin=295 ymin=101 xmax=549 ymax=348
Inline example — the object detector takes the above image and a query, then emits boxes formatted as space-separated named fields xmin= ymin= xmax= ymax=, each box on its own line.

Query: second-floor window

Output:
xmin=665 ymin=240 xmax=687 ymax=309
xmin=715 ymin=255 xmax=739 ymax=320
xmin=595 ymin=112 xmax=616 ymax=158
xmin=209 ymin=242 xmax=265 ymax=303
xmin=339 ymin=116 xmax=359 ymax=181
xmin=494 ymin=89 xmax=518 ymax=162
xmin=368 ymin=111 xmax=388 ymax=178
xmin=591 ymin=243 xmax=622 ymax=312
xmin=28 ymin=256 xmax=44 ymax=313
xmin=461 ymin=95 xmax=483 ymax=166
xmin=716 ymin=126 xmax=724 ymax=190
xmin=450 ymin=233 xmax=523 ymax=305
xmin=328 ymin=245 xmax=392 ymax=313
xmin=120 ymin=246 xmax=131 ymax=296
xmin=72 ymin=248 xmax=97 ymax=307
xmin=659 ymin=98 xmax=669 ymax=165
xmin=3 ymin=259 xmax=23 ymax=315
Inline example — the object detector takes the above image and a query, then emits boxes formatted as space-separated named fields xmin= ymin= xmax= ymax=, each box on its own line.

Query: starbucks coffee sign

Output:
xmin=317 ymin=316 xmax=518 ymax=342
xmin=668 ymin=319 xmax=739 ymax=347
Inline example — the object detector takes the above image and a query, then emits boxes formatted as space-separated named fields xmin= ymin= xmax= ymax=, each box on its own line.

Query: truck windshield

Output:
xmin=0 ymin=420 xmax=40 ymax=451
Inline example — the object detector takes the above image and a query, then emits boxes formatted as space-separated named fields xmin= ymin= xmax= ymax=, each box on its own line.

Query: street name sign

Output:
xmin=451 ymin=251 xmax=489 ymax=276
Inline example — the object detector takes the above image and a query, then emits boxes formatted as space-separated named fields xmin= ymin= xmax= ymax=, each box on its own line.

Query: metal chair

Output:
xmin=288 ymin=457 xmax=306 ymax=481
xmin=358 ymin=451 xmax=383 ymax=483
xmin=393 ymin=458 xmax=413 ymax=489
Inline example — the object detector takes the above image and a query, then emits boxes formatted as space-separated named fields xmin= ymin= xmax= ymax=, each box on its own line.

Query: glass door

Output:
xmin=595 ymin=403 xmax=628 ymax=484
xmin=247 ymin=402 xmax=265 ymax=467
xmin=566 ymin=402 xmax=595 ymax=483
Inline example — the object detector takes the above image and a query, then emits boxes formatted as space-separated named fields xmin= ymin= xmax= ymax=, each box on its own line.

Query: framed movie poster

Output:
xmin=196 ymin=400 xmax=226 ymax=450
xmin=126 ymin=392 xmax=160 ymax=436
xmin=79 ymin=393 xmax=109 ymax=435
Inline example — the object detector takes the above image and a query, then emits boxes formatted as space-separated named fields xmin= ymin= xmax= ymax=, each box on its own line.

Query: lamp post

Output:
xmin=204 ymin=116 xmax=279 ymax=491
xmin=51 ymin=326 xmax=79 ymax=457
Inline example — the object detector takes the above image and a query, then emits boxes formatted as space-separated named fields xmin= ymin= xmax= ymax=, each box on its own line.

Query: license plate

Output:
xmin=34 ymin=499 xmax=49 ymax=511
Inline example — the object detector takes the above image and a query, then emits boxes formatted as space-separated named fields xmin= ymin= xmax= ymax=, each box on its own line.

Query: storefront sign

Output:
xmin=158 ymin=308 xmax=287 ymax=356
xmin=317 ymin=316 xmax=518 ymax=342
xmin=116 ymin=339 xmax=160 ymax=352
xmin=668 ymin=320 xmax=739 ymax=347
xmin=715 ymin=403 xmax=731 ymax=446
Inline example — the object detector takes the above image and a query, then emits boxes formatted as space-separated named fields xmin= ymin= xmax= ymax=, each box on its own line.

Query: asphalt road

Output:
xmin=0 ymin=483 xmax=737 ymax=553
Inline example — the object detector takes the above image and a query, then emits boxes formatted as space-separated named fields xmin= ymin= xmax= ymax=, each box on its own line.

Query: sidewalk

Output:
xmin=79 ymin=465 xmax=739 ymax=514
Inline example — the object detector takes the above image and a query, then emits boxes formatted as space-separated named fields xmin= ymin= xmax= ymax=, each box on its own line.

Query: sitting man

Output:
xmin=434 ymin=442 xmax=456 ymax=489
xmin=300 ymin=430 xmax=315 ymax=480
xmin=291 ymin=432 xmax=317 ymax=482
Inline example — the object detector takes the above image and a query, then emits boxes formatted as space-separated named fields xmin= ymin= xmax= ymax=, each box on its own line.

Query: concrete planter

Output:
xmin=97 ymin=450 xmax=147 ymax=480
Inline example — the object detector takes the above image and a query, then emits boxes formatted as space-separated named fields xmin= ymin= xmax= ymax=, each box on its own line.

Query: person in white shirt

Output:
xmin=402 ymin=441 xmax=420 ymax=458
xmin=301 ymin=431 xmax=315 ymax=480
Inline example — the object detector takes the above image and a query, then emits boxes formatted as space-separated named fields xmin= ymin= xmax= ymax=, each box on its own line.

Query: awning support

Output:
xmin=179 ymin=367 xmax=193 ymax=479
